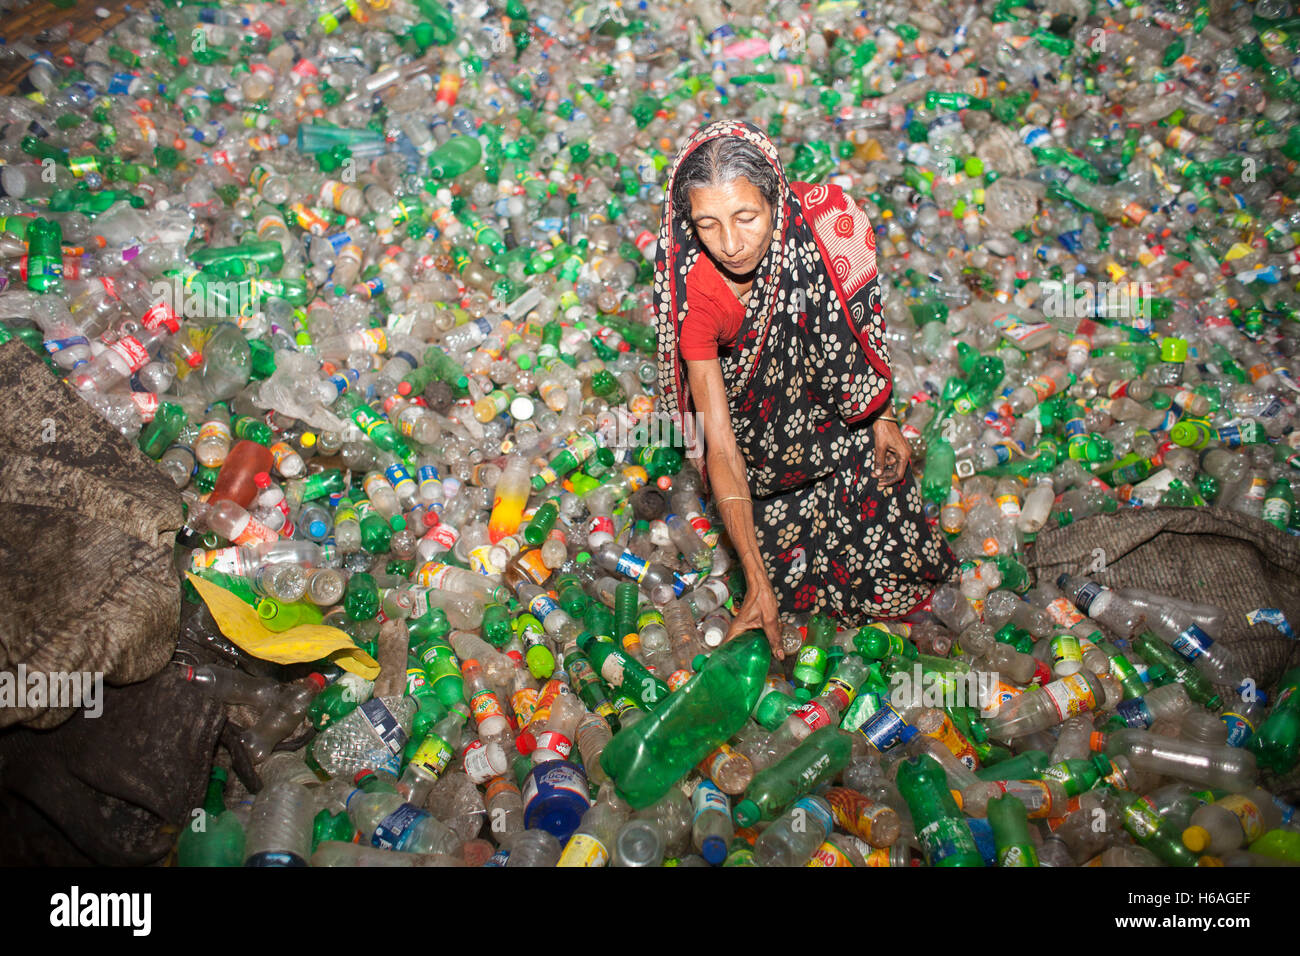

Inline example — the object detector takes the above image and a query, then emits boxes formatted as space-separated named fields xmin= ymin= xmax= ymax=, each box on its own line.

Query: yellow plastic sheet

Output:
xmin=186 ymin=572 xmax=379 ymax=679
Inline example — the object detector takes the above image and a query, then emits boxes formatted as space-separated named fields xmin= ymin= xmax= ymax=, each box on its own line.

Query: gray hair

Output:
xmin=671 ymin=136 xmax=780 ymax=222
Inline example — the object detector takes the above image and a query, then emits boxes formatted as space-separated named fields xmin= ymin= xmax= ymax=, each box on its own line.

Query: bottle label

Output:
xmin=1170 ymin=624 xmax=1213 ymax=661
xmin=795 ymin=700 xmax=832 ymax=732
xmin=806 ymin=841 xmax=854 ymax=867
xmin=556 ymin=833 xmax=609 ymax=867
xmin=470 ymin=689 xmax=506 ymax=727
xmin=461 ymin=739 xmax=502 ymax=785
xmin=598 ymin=653 xmax=627 ymax=688
xmin=614 ymin=551 xmax=649 ymax=581
xmin=826 ymin=788 xmax=887 ymax=842
xmin=917 ymin=817 xmax=977 ymax=866
xmin=856 ymin=703 xmax=908 ymax=753
xmin=981 ymin=680 xmax=1022 ymax=719
xmin=1045 ymin=598 xmax=1086 ymax=628
xmin=792 ymin=796 xmax=835 ymax=840
xmin=1220 ymin=711 xmax=1255 ymax=748
xmin=838 ymin=691 xmax=881 ymax=734
xmin=372 ymin=803 xmax=429 ymax=850
xmin=692 ymin=780 xmax=730 ymax=820
xmin=528 ymin=593 xmax=560 ymax=623
xmin=410 ymin=733 xmax=453 ymax=780
xmin=1218 ymin=794 xmax=1267 ymax=843
xmin=107 ymin=335 xmax=151 ymax=373
xmin=1043 ymin=673 xmax=1098 ymax=721
xmin=1070 ymin=582 xmax=1104 ymax=615
xmin=925 ymin=713 xmax=979 ymax=770
xmin=360 ymin=698 xmax=408 ymax=757
xmin=233 ymin=517 xmax=278 ymax=547
xmin=511 ymin=687 xmax=539 ymax=725
xmin=532 ymin=731 xmax=573 ymax=759
xmin=822 ymin=675 xmax=857 ymax=710
xmin=1114 ymin=697 xmax=1154 ymax=729
xmin=1122 ymin=795 xmax=1162 ymax=841
xmin=1051 ymin=635 xmax=1083 ymax=670
xmin=586 ymin=515 xmax=615 ymax=538
xmin=141 ymin=302 xmax=180 ymax=333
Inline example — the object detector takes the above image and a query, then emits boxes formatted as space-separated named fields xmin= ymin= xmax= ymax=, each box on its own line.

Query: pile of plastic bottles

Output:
xmin=1 ymin=0 xmax=1298 ymax=866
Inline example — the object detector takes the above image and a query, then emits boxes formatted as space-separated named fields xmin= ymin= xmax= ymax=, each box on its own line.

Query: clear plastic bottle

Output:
xmin=752 ymin=795 xmax=835 ymax=868
xmin=243 ymin=782 xmax=314 ymax=867
xmin=1105 ymin=728 xmax=1259 ymax=793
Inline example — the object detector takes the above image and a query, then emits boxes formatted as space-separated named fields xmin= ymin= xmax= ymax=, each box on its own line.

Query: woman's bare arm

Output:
xmin=685 ymin=358 xmax=784 ymax=658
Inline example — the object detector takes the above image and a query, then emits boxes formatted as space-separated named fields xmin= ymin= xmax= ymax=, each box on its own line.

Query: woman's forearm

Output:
xmin=706 ymin=442 xmax=770 ymax=586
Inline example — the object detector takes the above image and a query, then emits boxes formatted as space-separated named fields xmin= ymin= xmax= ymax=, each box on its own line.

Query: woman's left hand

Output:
xmin=872 ymin=418 xmax=910 ymax=487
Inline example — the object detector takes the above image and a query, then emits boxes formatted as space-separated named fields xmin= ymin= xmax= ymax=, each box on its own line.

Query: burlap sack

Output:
xmin=1024 ymin=505 xmax=1300 ymax=797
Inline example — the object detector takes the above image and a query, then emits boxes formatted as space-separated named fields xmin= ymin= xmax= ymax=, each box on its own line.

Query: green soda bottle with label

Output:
xmin=791 ymin=615 xmax=835 ymax=701
xmin=896 ymin=754 xmax=984 ymax=867
xmin=732 ymin=725 xmax=853 ymax=827
xmin=1251 ymin=667 xmax=1300 ymax=773
xmin=987 ymin=794 xmax=1038 ymax=867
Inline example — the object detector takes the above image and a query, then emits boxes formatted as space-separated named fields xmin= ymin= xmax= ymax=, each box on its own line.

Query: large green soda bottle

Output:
xmin=896 ymin=754 xmax=984 ymax=867
xmin=987 ymin=794 xmax=1038 ymax=867
xmin=732 ymin=726 xmax=853 ymax=827
xmin=1251 ymin=667 xmax=1300 ymax=773
xmin=600 ymin=632 xmax=770 ymax=809
xmin=177 ymin=768 xmax=245 ymax=867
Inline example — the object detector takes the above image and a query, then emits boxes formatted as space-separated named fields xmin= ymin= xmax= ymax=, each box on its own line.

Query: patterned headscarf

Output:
xmin=653 ymin=119 xmax=893 ymax=496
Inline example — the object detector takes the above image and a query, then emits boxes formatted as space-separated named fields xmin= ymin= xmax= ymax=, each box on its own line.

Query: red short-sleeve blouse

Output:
xmin=679 ymin=252 xmax=746 ymax=361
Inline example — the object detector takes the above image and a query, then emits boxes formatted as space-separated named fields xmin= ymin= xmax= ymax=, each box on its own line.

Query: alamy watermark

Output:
xmin=1040 ymin=278 xmax=1154 ymax=322
xmin=889 ymin=663 xmax=1002 ymax=713
xmin=149 ymin=275 xmax=262 ymax=321
xmin=0 ymin=665 xmax=104 ymax=718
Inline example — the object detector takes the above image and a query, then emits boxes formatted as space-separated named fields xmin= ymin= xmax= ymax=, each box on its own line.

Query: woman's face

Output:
xmin=687 ymin=177 xmax=773 ymax=280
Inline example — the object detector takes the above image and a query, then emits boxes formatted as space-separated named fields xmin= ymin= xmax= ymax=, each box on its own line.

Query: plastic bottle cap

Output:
xmin=700 ymin=835 xmax=727 ymax=866
xmin=899 ymin=725 xmax=919 ymax=744
xmin=254 ymin=471 xmax=272 ymax=489
xmin=515 ymin=731 xmax=537 ymax=756
xmin=1182 ymin=825 xmax=1211 ymax=853
xmin=307 ymin=673 xmax=327 ymax=691
xmin=794 ymin=687 xmax=812 ymax=702
xmin=390 ymin=515 xmax=407 ymax=531
xmin=733 ymin=799 xmax=760 ymax=828
xmin=309 ymin=519 xmax=328 ymax=538
xmin=1161 ymin=337 xmax=1188 ymax=363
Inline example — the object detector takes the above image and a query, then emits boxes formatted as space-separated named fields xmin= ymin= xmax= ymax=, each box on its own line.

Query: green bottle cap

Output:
xmin=733 ymin=799 xmax=760 ymax=828
xmin=1161 ymin=337 xmax=1188 ymax=363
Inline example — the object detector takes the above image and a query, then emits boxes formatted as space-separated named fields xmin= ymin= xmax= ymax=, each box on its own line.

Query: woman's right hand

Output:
xmin=726 ymin=577 xmax=784 ymax=661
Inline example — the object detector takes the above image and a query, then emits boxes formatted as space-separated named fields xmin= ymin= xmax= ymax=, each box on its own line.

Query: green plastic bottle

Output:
xmin=26 ymin=218 xmax=64 ymax=294
xmin=599 ymin=632 xmax=770 ymax=809
xmin=791 ymin=614 xmax=835 ymax=701
xmin=973 ymin=749 xmax=1050 ymax=782
xmin=580 ymin=633 xmax=670 ymax=711
xmin=344 ymin=572 xmax=379 ymax=622
xmin=1114 ymin=789 xmax=1199 ymax=867
xmin=1250 ymin=667 xmax=1300 ymax=773
xmin=732 ymin=725 xmax=853 ymax=827
xmin=427 ymin=136 xmax=483 ymax=180
xmin=988 ymin=794 xmax=1038 ymax=867
xmin=176 ymin=768 xmax=245 ymax=867
xmin=896 ymin=754 xmax=984 ymax=867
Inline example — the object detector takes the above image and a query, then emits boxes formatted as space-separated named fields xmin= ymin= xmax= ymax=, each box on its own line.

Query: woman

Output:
xmin=654 ymin=119 xmax=956 ymax=658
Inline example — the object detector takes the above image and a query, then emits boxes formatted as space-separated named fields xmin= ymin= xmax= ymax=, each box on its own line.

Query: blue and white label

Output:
xmin=372 ymin=803 xmax=429 ymax=851
xmin=360 ymin=698 xmax=407 ymax=756
xmin=1170 ymin=624 xmax=1213 ymax=662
